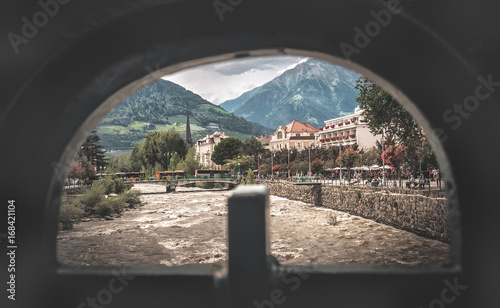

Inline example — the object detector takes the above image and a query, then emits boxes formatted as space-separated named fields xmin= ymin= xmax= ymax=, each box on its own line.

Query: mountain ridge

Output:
xmin=96 ymin=79 xmax=273 ymax=152
xmin=220 ymin=59 xmax=361 ymax=129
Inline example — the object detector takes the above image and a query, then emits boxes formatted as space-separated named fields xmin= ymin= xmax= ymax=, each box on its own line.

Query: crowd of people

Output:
xmin=254 ymin=167 xmax=442 ymax=190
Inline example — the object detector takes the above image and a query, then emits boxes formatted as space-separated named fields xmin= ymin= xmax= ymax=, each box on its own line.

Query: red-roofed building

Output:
xmin=269 ymin=120 xmax=319 ymax=152
xmin=195 ymin=131 xmax=229 ymax=169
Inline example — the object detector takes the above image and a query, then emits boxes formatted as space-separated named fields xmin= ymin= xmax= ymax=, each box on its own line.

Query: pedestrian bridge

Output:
xmin=140 ymin=176 xmax=240 ymax=192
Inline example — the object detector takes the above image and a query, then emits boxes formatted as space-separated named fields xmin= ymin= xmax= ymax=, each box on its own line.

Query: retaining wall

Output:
xmin=259 ymin=182 xmax=449 ymax=242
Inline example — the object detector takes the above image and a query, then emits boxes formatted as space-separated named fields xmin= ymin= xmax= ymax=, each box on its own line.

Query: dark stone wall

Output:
xmin=258 ymin=182 xmax=448 ymax=242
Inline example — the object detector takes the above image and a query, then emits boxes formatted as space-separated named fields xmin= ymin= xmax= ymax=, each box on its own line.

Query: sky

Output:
xmin=162 ymin=56 xmax=308 ymax=105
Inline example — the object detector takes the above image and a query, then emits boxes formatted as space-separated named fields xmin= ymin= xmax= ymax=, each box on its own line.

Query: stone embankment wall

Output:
xmin=259 ymin=182 xmax=449 ymax=242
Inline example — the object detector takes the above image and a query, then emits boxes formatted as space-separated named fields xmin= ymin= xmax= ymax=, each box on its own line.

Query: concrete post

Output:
xmin=227 ymin=185 xmax=271 ymax=307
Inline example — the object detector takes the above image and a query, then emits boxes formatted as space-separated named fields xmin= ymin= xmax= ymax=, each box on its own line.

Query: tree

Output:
xmin=381 ymin=145 xmax=408 ymax=187
xmin=289 ymin=161 xmax=308 ymax=176
xmin=68 ymin=160 xmax=85 ymax=184
xmin=241 ymin=136 xmax=264 ymax=157
xmin=336 ymin=148 xmax=360 ymax=180
xmin=78 ymin=156 xmax=97 ymax=181
xmin=175 ymin=147 xmax=202 ymax=175
xmin=311 ymin=158 xmax=324 ymax=175
xmin=211 ymin=137 xmax=243 ymax=165
xmin=246 ymin=169 xmax=255 ymax=184
xmin=106 ymin=152 xmax=132 ymax=173
xmin=355 ymin=77 xmax=422 ymax=147
xmin=224 ymin=156 xmax=254 ymax=174
xmin=130 ymin=129 xmax=188 ymax=172
xmin=79 ymin=129 xmax=106 ymax=169
xmin=357 ymin=146 xmax=382 ymax=167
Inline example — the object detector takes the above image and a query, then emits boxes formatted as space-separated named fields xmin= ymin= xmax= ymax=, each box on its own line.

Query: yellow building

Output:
xmin=316 ymin=107 xmax=382 ymax=149
xmin=269 ymin=120 xmax=319 ymax=151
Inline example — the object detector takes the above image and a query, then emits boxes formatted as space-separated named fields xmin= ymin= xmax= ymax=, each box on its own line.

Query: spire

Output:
xmin=185 ymin=104 xmax=193 ymax=147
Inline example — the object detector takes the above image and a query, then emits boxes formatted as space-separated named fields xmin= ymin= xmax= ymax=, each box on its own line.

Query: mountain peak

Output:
xmin=220 ymin=59 xmax=361 ymax=129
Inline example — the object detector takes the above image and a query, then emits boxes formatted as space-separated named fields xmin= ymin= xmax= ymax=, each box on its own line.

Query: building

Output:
xmin=195 ymin=131 xmax=229 ymax=169
xmin=256 ymin=135 xmax=272 ymax=150
xmin=316 ymin=107 xmax=381 ymax=149
xmin=269 ymin=120 xmax=319 ymax=151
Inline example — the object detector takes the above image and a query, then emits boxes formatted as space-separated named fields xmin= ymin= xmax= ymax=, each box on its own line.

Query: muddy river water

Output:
xmin=57 ymin=183 xmax=451 ymax=267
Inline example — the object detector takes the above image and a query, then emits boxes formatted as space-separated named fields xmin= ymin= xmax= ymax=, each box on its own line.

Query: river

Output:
xmin=57 ymin=183 xmax=451 ymax=267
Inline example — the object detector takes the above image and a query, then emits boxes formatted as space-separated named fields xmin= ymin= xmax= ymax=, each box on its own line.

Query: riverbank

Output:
xmin=57 ymin=184 xmax=450 ymax=267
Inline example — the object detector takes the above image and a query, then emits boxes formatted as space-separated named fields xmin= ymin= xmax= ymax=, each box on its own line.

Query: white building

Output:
xmin=269 ymin=120 xmax=319 ymax=152
xmin=316 ymin=107 xmax=381 ymax=149
xmin=195 ymin=131 xmax=229 ymax=169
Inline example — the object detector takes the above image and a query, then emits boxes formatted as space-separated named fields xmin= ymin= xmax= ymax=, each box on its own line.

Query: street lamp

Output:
xmin=164 ymin=152 xmax=175 ymax=171
xmin=308 ymin=144 xmax=315 ymax=176
xmin=271 ymin=152 xmax=275 ymax=177
xmin=287 ymin=148 xmax=290 ymax=179
xmin=381 ymin=127 xmax=386 ymax=186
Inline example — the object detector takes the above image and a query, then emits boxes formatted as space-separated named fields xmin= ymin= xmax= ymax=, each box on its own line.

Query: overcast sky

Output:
xmin=162 ymin=56 xmax=308 ymax=105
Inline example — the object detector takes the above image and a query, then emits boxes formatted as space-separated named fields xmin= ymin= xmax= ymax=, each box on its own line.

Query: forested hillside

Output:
xmin=97 ymin=79 xmax=273 ymax=151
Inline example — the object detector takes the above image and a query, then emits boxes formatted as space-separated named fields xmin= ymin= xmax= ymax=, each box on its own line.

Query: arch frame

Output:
xmin=1 ymin=0 xmax=498 ymax=307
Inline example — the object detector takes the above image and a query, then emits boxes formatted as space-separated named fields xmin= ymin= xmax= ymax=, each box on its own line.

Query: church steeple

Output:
xmin=185 ymin=105 xmax=193 ymax=147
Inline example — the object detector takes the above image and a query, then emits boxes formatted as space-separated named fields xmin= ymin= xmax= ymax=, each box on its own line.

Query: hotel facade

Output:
xmin=316 ymin=107 xmax=381 ymax=149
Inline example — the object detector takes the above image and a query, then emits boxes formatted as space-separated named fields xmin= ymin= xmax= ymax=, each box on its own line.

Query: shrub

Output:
xmin=93 ymin=202 xmax=113 ymax=217
xmin=78 ymin=185 xmax=105 ymax=212
xmin=113 ymin=177 xmax=128 ymax=194
xmin=103 ymin=197 xmax=124 ymax=214
xmin=327 ymin=212 xmax=338 ymax=226
xmin=93 ymin=177 xmax=128 ymax=195
xmin=246 ymin=169 xmax=255 ymax=184
xmin=119 ymin=190 xmax=141 ymax=208
xmin=59 ymin=203 xmax=84 ymax=230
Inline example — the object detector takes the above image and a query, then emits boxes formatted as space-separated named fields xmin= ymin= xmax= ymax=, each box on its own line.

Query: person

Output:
xmin=419 ymin=175 xmax=426 ymax=189
xmin=406 ymin=174 xmax=414 ymax=188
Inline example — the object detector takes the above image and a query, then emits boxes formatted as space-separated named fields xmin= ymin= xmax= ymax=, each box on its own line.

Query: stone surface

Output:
xmin=259 ymin=182 xmax=449 ymax=242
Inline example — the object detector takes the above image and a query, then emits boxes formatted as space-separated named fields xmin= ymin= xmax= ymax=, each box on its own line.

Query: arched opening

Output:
xmin=3 ymin=1 xmax=497 ymax=307
xmin=57 ymin=55 xmax=455 ymax=269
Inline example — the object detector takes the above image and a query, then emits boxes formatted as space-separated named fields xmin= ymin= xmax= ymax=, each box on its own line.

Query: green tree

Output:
xmin=130 ymin=129 xmax=188 ymax=172
xmin=106 ymin=152 xmax=132 ymax=173
xmin=79 ymin=129 xmax=106 ymax=170
xmin=289 ymin=161 xmax=308 ymax=176
xmin=356 ymin=147 xmax=382 ymax=167
xmin=224 ymin=156 xmax=254 ymax=174
xmin=355 ymin=77 xmax=422 ymax=147
xmin=175 ymin=147 xmax=202 ymax=175
xmin=336 ymin=148 xmax=360 ymax=180
xmin=211 ymin=137 xmax=243 ymax=165
xmin=246 ymin=169 xmax=255 ymax=184
xmin=241 ymin=136 xmax=264 ymax=157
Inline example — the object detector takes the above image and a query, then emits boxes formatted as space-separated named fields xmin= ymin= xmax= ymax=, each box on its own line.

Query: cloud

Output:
xmin=162 ymin=56 xmax=307 ymax=105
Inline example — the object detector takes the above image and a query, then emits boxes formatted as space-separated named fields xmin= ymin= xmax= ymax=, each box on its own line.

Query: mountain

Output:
xmin=220 ymin=59 xmax=361 ymax=129
xmin=96 ymin=79 xmax=273 ymax=152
